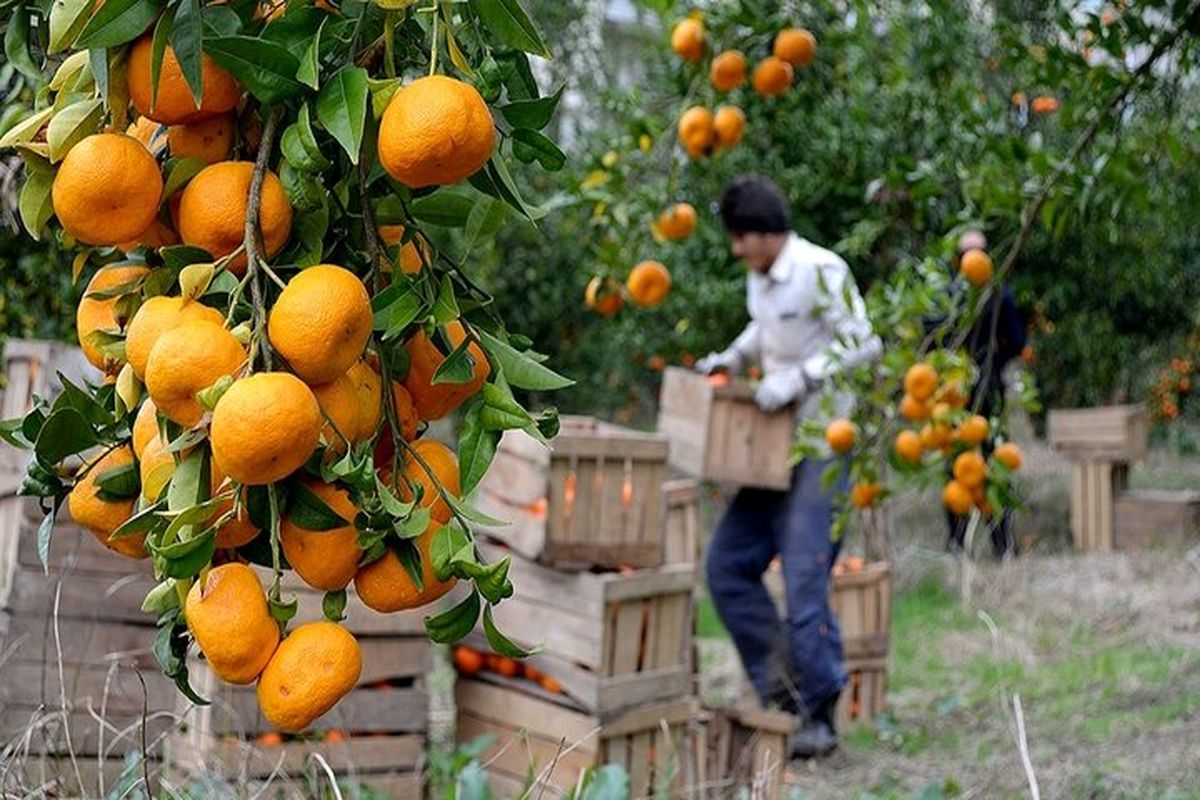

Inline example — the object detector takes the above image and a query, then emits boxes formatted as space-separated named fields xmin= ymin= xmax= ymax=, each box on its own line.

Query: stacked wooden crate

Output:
xmin=0 ymin=340 xmax=175 ymax=796
xmin=705 ymin=706 xmax=793 ymax=800
xmin=173 ymin=578 xmax=431 ymax=795
xmin=1047 ymin=405 xmax=1146 ymax=552
xmin=1113 ymin=489 xmax=1200 ymax=549
xmin=465 ymin=418 xmax=706 ymax=797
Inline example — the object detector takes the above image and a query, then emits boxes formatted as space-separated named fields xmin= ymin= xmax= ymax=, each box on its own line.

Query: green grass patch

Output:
xmin=695 ymin=595 xmax=728 ymax=640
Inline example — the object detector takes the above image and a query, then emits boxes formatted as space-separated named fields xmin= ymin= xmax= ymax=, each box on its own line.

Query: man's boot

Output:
xmin=790 ymin=691 xmax=839 ymax=759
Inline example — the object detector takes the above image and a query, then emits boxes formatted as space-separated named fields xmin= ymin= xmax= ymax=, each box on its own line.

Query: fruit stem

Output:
xmin=358 ymin=160 xmax=386 ymax=286
xmin=243 ymin=105 xmax=284 ymax=372
xmin=174 ymin=577 xmax=191 ymax=609
xmin=267 ymin=482 xmax=283 ymax=600
xmin=428 ymin=5 xmax=440 ymax=77
xmin=383 ymin=12 xmax=397 ymax=79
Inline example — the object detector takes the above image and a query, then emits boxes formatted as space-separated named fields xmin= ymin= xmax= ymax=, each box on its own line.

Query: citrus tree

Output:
xmin=0 ymin=0 xmax=572 ymax=727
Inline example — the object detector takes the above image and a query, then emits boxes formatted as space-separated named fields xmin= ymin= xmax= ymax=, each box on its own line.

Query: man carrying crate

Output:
xmin=695 ymin=175 xmax=882 ymax=758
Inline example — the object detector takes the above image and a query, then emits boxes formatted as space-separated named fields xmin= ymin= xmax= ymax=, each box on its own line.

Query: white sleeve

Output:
xmin=802 ymin=258 xmax=881 ymax=382
xmin=725 ymin=320 xmax=761 ymax=370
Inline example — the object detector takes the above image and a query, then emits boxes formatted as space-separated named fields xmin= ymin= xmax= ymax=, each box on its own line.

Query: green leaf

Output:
xmin=482 ymin=604 xmax=538 ymax=657
xmin=477 ymin=329 xmax=573 ymax=391
xmin=430 ymin=275 xmax=461 ymax=326
xmin=380 ymin=290 xmax=424 ymax=340
xmin=409 ymin=191 xmax=475 ymax=228
xmin=0 ymin=107 xmax=54 ymax=149
xmin=162 ymin=156 xmax=209 ymax=198
xmin=461 ymin=196 xmax=507 ymax=257
xmin=322 ymin=589 xmax=347 ymax=622
xmin=424 ymin=588 xmax=480 ymax=644
xmin=37 ymin=506 xmax=58 ymax=571
xmin=200 ymin=4 xmax=241 ymax=37
xmin=95 ymin=462 xmax=140 ymax=500
xmin=457 ymin=399 xmax=498 ymax=496
xmin=446 ymin=493 xmax=507 ymax=528
xmin=464 ymin=557 xmax=513 ymax=605
xmin=316 ymin=66 xmax=367 ymax=164
xmin=469 ymin=0 xmax=549 ymax=58
xmin=431 ymin=338 xmax=476 ymax=385
xmin=269 ymin=596 xmax=299 ymax=625
xmin=280 ymin=160 xmax=324 ymax=212
xmin=159 ymin=244 xmax=212 ymax=270
xmin=111 ymin=500 xmax=167 ymax=540
xmin=35 ymin=409 xmax=99 ymax=463
xmin=167 ymin=448 xmax=208 ymax=515
xmin=77 ymin=0 xmax=159 ymax=49
xmin=170 ymin=0 xmax=204 ymax=107
xmin=205 ymin=36 xmax=303 ymax=104
xmin=287 ymin=480 xmax=350 ymax=531
xmin=498 ymin=86 xmax=563 ymax=130
xmin=296 ymin=17 xmax=325 ymax=90
xmin=19 ymin=171 xmax=55 ymax=241
xmin=5 ymin=9 xmax=43 ymax=85
xmin=49 ymin=0 xmax=96 ymax=54
xmin=367 ymin=76 xmax=402 ymax=120
xmin=579 ymin=765 xmax=631 ymax=800
xmin=47 ymin=99 xmax=105 ymax=163
xmin=281 ymin=104 xmax=330 ymax=172
xmin=511 ymin=129 xmax=565 ymax=171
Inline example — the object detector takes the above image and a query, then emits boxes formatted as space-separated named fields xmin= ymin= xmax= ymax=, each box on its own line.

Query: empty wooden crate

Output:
xmin=455 ymin=678 xmax=705 ymax=799
xmin=706 ymin=705 xmax=793 ymax=800
xmin=477 ymin=543 xmax=695 ymax=716
xmin=830 ymin=561 xmax=892 ymax=660
xmin=1114 ymin=489 xmax=1200 ymax=549
xmin=657 ymin=368 xmax=795 ymax=490
xmin=1047 ymin=405 xmax=1148 ymax=462
xmin=663 ymin=478 xmax=702 ymax=566
xmin=836 ymin=656 xmax=887 ymax=731
xmin=473 ymin=417 xmax=670 ymax=569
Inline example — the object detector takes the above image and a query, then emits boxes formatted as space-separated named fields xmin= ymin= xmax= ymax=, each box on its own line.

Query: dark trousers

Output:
xmin=705 ymin=458 xmax=848 ymax=718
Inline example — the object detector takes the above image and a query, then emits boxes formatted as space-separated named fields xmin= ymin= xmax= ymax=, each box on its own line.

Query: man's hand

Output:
xmin=754 ymin=368 xmax=806 ymax=412
xmin=695 ymin=350 xmax=739 ymax=375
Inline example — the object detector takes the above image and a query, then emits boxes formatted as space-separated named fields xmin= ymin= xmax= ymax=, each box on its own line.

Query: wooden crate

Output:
xmin=1047 ymin=405 xmax=1148 ymax=462
xmin=657 ymin=367 xmax=794 ymax=491
xmin=1114 ymin=489 xmax=1200 ymax=550
xmin=455 ymin=678 xmax=705 ymax=799
xmin=1070 ymin=460 xmax=1127 ymax=553
xmin=762 ymin=559 xmax=892 ymax=661
xmin=172 ymin=635 xmax=431 ymax=789
xmin=475 ymin=543 xmax=695 ymax=717
xmin=663 ymin=479 xmax=701 ymax=566
xmin=705 ymin=705 xmax=793 ymax=800
xmin=473 ymin=417 xmax=670 ymax=570
xmin=835 ymin=657 xmax=887 ymax=730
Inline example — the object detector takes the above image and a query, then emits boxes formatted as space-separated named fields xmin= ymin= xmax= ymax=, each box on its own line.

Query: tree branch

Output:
xmin=244 ymin=106 xmax=284 ymax=372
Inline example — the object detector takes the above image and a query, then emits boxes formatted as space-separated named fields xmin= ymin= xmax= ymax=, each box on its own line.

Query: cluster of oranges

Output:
xmin=1150 ymin=356 xmax=1193 ymax=421
xmin=52 ymin=25 xmax=505 ymax=729
xmin=585 ymin=203 xmax=693 ymax=317
xmin=453 ymin=645 xmax=562 ymax=695
xmin=824 ymin=362 xmax=1023 ymax=515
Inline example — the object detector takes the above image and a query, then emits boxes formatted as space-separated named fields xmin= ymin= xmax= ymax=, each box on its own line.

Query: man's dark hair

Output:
xmin=717 ymin=176 xmax=791 ymax=234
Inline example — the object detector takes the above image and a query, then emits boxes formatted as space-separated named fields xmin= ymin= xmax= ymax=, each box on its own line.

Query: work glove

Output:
xmin=694 ymin=350 xmax=742 ymax=376
xmin=754 ymin=367 xmax=806 ymax=412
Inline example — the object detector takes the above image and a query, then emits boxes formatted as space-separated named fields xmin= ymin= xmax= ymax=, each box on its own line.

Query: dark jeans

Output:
xmin=705 ymin=458 xmax=848 ymax=718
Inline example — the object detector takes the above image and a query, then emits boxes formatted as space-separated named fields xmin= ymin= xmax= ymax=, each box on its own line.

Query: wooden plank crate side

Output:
xmin=663 ymin=479 xmax=701 ymax=566
xmin=1069 ymin=461 xmax=1125 ymax=553
xmin=705 ymin=706 xmax=793 ymax=800
xmin=455 ymin=679 xmax=703 ymax=799
xmin=1 ymin=753 xmax=168 ymax=798
xmin=1113 ymin=490 xmax=1200 ymax=549
xmin=1046 ymin=405 xmax=1147 ymax=461
xmin=835 ymin=659 xmax=888 ymax=730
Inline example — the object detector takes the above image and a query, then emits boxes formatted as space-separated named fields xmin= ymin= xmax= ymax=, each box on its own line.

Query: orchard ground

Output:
xmin=422 ymin=410 xmax=1200 ymax=799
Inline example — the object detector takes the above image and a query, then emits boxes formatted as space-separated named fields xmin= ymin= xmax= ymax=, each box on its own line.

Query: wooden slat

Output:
xmin=202 ymin=684 xmax=429 ymax=736
xmin=182 ymin=734 xmax=425 ymax=778
xmin=1047 ymin=405 xmax=1147 ymax=461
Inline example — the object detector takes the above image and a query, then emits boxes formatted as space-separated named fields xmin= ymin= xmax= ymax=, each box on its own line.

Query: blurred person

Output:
xmin=695 ymin=175 xmax=882 ymax=758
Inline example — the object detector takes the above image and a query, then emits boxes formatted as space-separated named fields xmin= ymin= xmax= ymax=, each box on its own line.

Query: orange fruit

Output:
xmin=956 ymin=415 xmax=989 ymax=446
xmin=311 ymin=372 xmax=364 ymax=453
xmin=585 ymin=276 xmax=623 ymax=317
xmin=211 ymin=372 xmax=323 ymax=485
xmin=453 ymin=646 xmax=484 ymax=676
xmin=899 ymin=393 xmax=930 ymax=422
xmin=210 ymin=487 xmax=259 ymax=549
xmin=626 ymin=261 xmax=671 ymax=308
xmin=131 ymin=398 xmax=159 ymax=460
xmin=144 ymin=319 xmax=245 ymax=427
xmin=403 ymin=321 xmax=490 ymax=421
xmin=494 ymin=657 xmax=521 ymax=678
xmin=52 ymin=134 xmax=163 ymax=246
xmin=75 ymin=265 xmax=149 ymax=371
xmin=378 ymin=75 xmax=495 ymax=188
xmin=752 ymin=56 xmax=793 ymax=97
xmin=942 ymin=481 xmax=973 ymax=516
xmin=540 ymin=675 xmax=562 ymax=694
xmin=959 ymin=249 xmax=993 ymax=287
xmin=1030 ymin=95 xmax=1059 ymax=115
xmin=399 ymin=439 xmax=460 ymax=525
xmin=938 ymin=380 xmax=968 ymax=410
xmin=713 ymin=105 xmax=746 ymax=149
xmin=128 ymin=34 xmax=240 ymax=125
xmin=177 ymin=161 xmax=293 ymax=275
xmin=670 ymin=18 xmax=704 ymax=61
xmin=840 ymin=555 xmax=866 ymax=573
xmin=919 ymin=422 xmax=952 ymax=452
xmin=895 ymin=430 xmax=922 ymax=464
xmin=347 ymin=359 xmax=384 ymax=440
xmin=655 ymin=203 xmax=696 ymax=241
xmin=904 ymin=363 xmax=938 ymax=402
xmin=677 ymin=106 xmax=715 ymax=158
xmin=774 ymin=28 xmax=817 ymax=66
xmin=353 ymin=528 xmax=457 ymax=613
xmin=68 ymin=446 xmax=145 ymax=559
xmin=379 ymin=224 xmax=432 ymax=273
xmin=116 ymin=217 xmax=180 ymax=252
xmin=268 ymin=265 xmax=372 ymax=385
xmin=185 ymin=563 xmax=280 ymax=684
xmin=850 ymin=481 xmax=881 ymax=509
xmin=257 ymin=621 xmax=361 ymax=732
xmin=953 ymin=451 xmax=988 ymax=490
xmin=125 ymin=295 xmax=225 ymax=380
xmin=167 ymin=114 xmax=235 ymax=164
xmin=281 ymin=480 xmax=361 ymax=591
xmin=994 ymin=442 xmax=1023 ymax=471
xmin=710 ymin=50 xmax=746 ymax=91
xmin=825 ymin=419 xmax=856 ymax=454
